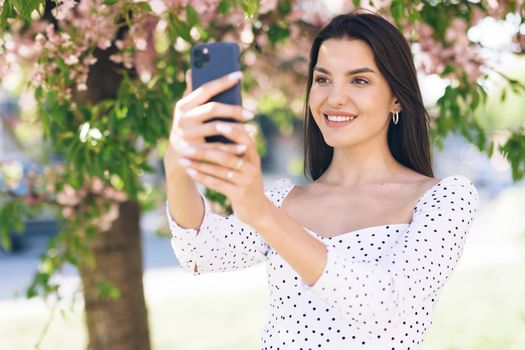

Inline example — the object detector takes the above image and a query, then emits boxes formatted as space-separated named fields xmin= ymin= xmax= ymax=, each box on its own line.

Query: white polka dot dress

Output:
xmin=167 ymin=174 xmax=479 ymax=349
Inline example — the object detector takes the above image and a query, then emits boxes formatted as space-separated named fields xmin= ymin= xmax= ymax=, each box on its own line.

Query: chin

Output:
xmin=322 ymin=135 xmax=359 ymax=149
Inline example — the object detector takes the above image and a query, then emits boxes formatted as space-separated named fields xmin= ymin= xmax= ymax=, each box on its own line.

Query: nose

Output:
xmin=326 ymin=80 xmax=349 ymax=107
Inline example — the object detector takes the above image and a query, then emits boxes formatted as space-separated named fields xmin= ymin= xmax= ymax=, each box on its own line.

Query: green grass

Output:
xmin=423 ymin=263 xmax=525 ymax=350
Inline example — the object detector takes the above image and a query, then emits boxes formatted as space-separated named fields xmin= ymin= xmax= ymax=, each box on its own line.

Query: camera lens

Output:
xmin=194 ymin=60 xmax=202 ymax=68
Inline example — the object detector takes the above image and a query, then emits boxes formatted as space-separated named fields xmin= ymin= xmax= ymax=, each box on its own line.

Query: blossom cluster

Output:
xmin=413 ymin=18 xmax=485 ymax=84
xmin=42 ymin=164 xmax=127 ymax=232
xmin=55 ymin=175 xmax=128 ymax=232
xmin=110 ymin=12 xmax=158 ymax=83
xmin=27 ymin=0 xmax=122 ymax=99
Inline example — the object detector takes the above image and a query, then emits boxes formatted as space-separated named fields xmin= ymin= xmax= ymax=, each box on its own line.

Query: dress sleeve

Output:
xmin=167 ymin=179 xmax=285 ymax=275
xmin=298 ymin=175 xmax=480 ymax=328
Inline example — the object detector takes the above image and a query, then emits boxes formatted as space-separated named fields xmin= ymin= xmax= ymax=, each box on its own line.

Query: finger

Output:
xmin=184 ymin=101 xmax=254 ymax=124
xmin=178 ymin=71 xmax=243 ymax=111
xmin=181 ymin=121 xmax=255 ymax=142
xmin=213 ymin=122 xmax=259 ymax=162
xmin=177 ymin=143 xmax=247 ymax=168
xmin=184 ymin=167 xmax=237 ymax=196
xmin=176 ymin=140 xmax=248 ymax=156
xmin=178 ymin=157 xmax=242 ymax=184
xmin=183 ymin=69 xmax=192 ymax=97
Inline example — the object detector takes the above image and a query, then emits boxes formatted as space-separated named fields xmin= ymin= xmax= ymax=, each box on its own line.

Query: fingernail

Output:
xmin=180 ymin=147 xmax=196 ymax=155
xmin=236 ymin=144 xmax=247 ymax=153
xmin=244 ymin=124 xmax=257 ymax=133
xmin=227 ymin=71 xmax=243 ymax=80
xmin=216 ymin=123 xmax=233 ymax=133
xmin=242 ymin=109 xmax=254 ymax=119
xmin=186 ymin=168 xmax=197 ymax=177
xmin=177 ymin=158 xmax=191 ymax=166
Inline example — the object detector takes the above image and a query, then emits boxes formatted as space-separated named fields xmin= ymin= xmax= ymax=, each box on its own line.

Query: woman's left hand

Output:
xmin=176 ymin=121 xmax=271 ymax=226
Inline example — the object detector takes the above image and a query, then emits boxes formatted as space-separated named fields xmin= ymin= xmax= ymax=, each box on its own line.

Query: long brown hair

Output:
xmin=303 ymin=11 xmax=434 ymax=181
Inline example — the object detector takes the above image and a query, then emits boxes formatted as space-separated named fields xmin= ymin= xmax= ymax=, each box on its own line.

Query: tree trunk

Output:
xmin=79 ymin=200 xmax=150 ymax=350
xmin=67 ymin=20 xmax=152 ymax=348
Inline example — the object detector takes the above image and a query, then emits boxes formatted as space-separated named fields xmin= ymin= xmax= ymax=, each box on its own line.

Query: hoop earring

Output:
xmin=392 ymin=110 xmax=399 ymax=125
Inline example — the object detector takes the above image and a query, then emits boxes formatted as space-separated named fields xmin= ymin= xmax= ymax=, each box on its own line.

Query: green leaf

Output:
xmin=170 ymin=16 xmax=192 ymax=43
xmin=471 ymin=86 xmax=479 ymax=111
xmin=441 ymin=65 xmax=455 ymax=76
xmin=186 ymin=5 xmax=200 ymax=27
xmin=0 ymin=0 xmax=17 ymax=29
xmin=11 ymin=0 xmax=40 ymax=20
xmin=277 ymin=0 xmax=291 ymax=16
xmin=353 ymin=0 xmax=361 ymax=7
xmin=102 ymin=0 xmax=118 ymax=5
xmin=218 ymin=0 xmax=231 ymax=15
xmin=0 ymin=229 xmax=12 ymax=251
xmin=239 ymin=0 xmax=260 ymax=18
xmin=268 ymin=22 xmax=289 ymax=45
xmin=390 ymin=0 xmax=404 ymax=27
xmin=500 ymin=88 xmax=507 ymax=103
xmin=96 ymin=281 xmax=122 ymax=299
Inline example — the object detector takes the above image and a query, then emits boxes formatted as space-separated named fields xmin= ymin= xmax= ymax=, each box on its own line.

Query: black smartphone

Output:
xmin=190 ymin=42 xmax=242 ymax=144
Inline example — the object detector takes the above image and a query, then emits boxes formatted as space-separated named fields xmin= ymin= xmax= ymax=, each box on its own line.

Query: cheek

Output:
xmin=308 ymin=86 xmax=324 ymax=109
xmin=354 ymin=87 xmax=390 ymax=115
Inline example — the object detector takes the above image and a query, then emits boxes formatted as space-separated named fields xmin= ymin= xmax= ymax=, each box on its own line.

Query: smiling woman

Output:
xmin=304 ymin=12 xmax=433 ymax=182
xmin=165 ymin=9 xmax=479 ymax=350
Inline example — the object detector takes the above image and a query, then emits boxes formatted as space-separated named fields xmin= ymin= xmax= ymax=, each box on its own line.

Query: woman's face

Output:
xmin=308 ymin=38 xmax=399 ymax=148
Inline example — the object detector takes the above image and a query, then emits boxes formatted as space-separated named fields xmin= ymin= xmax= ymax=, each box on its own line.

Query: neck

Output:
xmin=317 ymin=139 xmax=403 ymax=188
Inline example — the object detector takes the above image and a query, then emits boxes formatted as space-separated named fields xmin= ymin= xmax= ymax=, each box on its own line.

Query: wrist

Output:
xmin=163 ymin=141 xmax=186 ymax=180
xmin=251 ymin=198 xmax=278 ymax=232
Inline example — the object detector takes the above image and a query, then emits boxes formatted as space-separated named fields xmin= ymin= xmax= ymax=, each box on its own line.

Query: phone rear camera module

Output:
xmin=193 ymin=47 xmax=209 ymax=68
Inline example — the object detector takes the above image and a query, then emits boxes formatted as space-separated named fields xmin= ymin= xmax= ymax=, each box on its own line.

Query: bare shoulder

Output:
xmin=415 ymin=175 xmax=441 ymax=188
xmin=406 ymin=173 xmax=441 ymax=195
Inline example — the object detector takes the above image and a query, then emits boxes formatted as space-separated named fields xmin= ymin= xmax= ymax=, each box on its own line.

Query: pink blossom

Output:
xmin=90 ymin=177 xmax=104 ymax=194
xmin=97 ymin=38 xmax=112 ymax=50
xmin=56 ymin=184 xmax=83 ymax=206
xmin=62 ymin=207 xmax=74 ymax=218
xmin=104 ymin=187 xmax=128 ymax=202
xmin=65 ymin=54 xmax=79 ymax=65
xmin=82 ymin=55 xmax=97 ymax=65
xmin=259 ymin=0 xmax=278 ymax=14
xmin=54 ymin=0 xmax=76 ymax=21
xmin=77 ymin=83 xmax=88 ymax=91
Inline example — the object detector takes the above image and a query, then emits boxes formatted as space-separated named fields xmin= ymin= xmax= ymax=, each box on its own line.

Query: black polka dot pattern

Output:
xmin=168 ymin=187 xmax=270 ymax=274
xmin=167 ymin=174 xmax=479 ymax=349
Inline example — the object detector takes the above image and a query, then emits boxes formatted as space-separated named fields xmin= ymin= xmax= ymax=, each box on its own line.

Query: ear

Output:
xmin=390 ymin=98 xmax=402 ymax=113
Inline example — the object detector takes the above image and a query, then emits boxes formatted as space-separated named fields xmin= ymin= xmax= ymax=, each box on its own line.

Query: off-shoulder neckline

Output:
xmin=274 ymin=174 xmax=470 ymax=240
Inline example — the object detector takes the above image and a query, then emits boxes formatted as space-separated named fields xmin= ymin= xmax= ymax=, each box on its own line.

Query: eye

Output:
xmin=352 ymin=77 xmax=369 ymax=85
xmin=314 ymin=76 xmax=329 ymax=84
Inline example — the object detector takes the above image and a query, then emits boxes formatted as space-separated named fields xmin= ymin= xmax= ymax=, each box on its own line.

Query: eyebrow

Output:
xmin=313 ymin=66 xmax=375 ymax=75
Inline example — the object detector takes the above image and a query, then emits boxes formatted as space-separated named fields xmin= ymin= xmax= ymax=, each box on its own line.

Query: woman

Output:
xmin=164 ymin=10 xmax=479 ymax=349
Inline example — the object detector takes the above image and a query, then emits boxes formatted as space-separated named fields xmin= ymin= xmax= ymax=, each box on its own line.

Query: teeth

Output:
xmin=326 ymin=114 xmax=356 ymax=122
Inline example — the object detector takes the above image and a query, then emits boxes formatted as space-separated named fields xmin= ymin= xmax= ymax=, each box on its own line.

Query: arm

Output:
xmin=251 ymin=176 xmax=479 ymax=326
xmin=163 ymin=131 xmax=206 ymax=232
xmin=167 ymin=179 xmax=289 ymax=275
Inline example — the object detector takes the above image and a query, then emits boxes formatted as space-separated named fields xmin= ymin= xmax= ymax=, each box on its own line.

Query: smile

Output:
xmin=323 ymin=113 xmax=358 ymax=127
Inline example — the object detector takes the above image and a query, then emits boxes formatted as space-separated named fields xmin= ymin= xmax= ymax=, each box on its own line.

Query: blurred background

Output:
xmin=1 ymin=0 xmax=524 ymax=349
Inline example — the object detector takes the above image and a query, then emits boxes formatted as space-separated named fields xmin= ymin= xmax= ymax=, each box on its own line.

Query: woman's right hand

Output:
xmin=168 ymin=69 xmax=256 ymax=163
